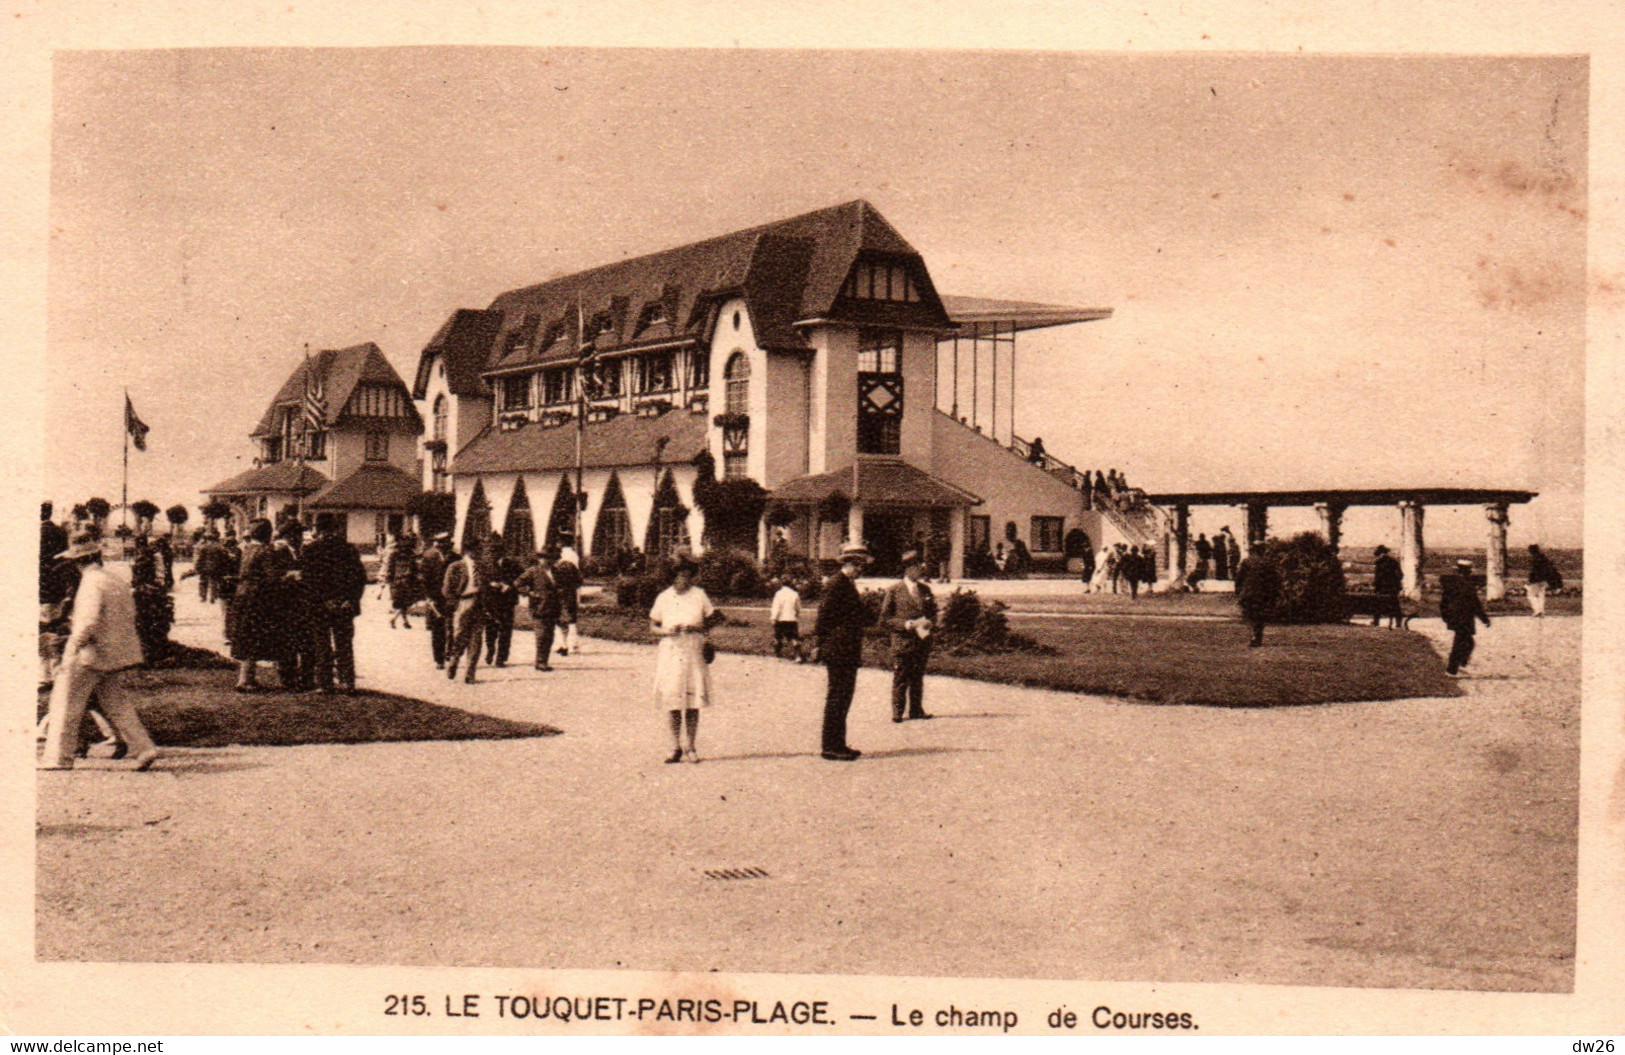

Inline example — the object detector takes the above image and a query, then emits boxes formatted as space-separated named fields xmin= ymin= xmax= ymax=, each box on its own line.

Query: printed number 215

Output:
xmin=385 ymin=995 xmax=429 ymax=1016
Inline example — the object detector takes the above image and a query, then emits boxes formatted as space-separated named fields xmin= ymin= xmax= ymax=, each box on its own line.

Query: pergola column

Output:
xmin=948 ymin=506 xmax=966 ymax=581
xmin=1245 ymin=502 xmax=1269 ymax=554
xmin=757 ymin=518 xmax=771 ymax=563
xmin=1399 ymin=500 xmax=1426 ymax=600
xmin=1166 ymin=503 xmax=1190 ymax=581
xmin=1485 ymin=502 xmax=1510 ymax=601
xmin=847 ymin=501 xmax=864 ymax=548
xmin=1314 ymin=501 xmax=1347 ymax=554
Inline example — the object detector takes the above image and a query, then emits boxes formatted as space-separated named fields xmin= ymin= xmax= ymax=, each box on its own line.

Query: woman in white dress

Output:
xmin=649 ymin=553 xmax=721 ymax=764
xmin=1088 ymin=546 xmax=1114 ymax=594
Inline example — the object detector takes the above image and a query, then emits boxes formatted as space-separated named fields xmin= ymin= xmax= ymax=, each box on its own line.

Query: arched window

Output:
xmin=724 ymin=352 xmax=751 ymax=415
xmin=722 ymin=352 xmax=751 ymax=479
xmin=433 ymin=395 xmax=448 ymax=442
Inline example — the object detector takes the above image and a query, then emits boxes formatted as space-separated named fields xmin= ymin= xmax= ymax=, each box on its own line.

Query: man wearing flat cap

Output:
xmin=814 ymin=541 xmax=875 ymax=761
xmin=419 ymin=531 xmax=453 ymax=669
xmin=878 ymin=548 xmax=937 ymax=722
xmin=38 ymin=532 xmax=160 ymax=771
xmin=1439 ymin=558 xmax=1491 ymax=676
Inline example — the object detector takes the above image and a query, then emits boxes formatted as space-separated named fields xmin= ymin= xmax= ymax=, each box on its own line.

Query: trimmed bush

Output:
xmin=697 ymin=547 xmax=764 ymax=599
xmin=1258 ymin=532 xmax=1348 ymax=624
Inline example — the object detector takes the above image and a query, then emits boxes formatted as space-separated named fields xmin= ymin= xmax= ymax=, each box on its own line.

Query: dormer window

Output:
xmin=500 ymin=373 xmax=534 ymax=411
xmin=636 ymin=301 xmax=667 ymax=333
xmin=540 ymin=320 xmax=565 ymax=351
xmin=843 ymin=260 xmax=921 ymax=303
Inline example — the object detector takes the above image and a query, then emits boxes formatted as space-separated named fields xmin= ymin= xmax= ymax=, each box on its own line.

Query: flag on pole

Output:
xmin=302 ymin=355 xmax=327 ymax=432
xmin=125 ymin=394 xmax=149 ymax=451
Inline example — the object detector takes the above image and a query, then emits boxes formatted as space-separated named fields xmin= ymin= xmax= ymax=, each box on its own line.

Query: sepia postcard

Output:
xmin=2 ymin=0 xmax=1622 ymax=1040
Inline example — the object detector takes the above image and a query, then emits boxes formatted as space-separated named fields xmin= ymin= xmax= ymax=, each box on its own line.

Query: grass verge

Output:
xmin=52 ymin=646 xmax=561 ymax=748
xmin=578 ymin=605 xmax=1461 ymax=707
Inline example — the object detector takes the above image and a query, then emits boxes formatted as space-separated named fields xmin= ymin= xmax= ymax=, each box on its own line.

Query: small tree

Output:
xmin=130 ymin=499 xmax=160 ymax=532
xmin=85 ymin=496 xmax=111 ymax=525
xmin=406 ymin=491 xmax=455 ymax=540
xmin=165 ymin=504 xmax=189 ymax=535
xmin=71 ymin=503 xmax=90 ymax=525
xmin=695 ymin=477 xmax=769 ymax=551
xmin=200 ymin=498 xmax=231 ymax=528
xmin=763 ymin=500 xmax=796 ymax=528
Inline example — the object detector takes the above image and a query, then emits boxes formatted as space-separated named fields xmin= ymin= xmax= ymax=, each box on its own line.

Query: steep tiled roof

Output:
xmin=452 ymin=408 xmax=709 ymax=475
xmin=306 ymin=464 xmax=422 ymax=510
xmin=469 ymin=200 xmax=953 ymax=373
xmin=415 ymin=309 xmax=502 ymax=399
xmin=204 ymin=463 xmax=330 ymax=496
xmin=772 ymin=459 xmax=982 ymax=507
xmin=251 ymin=343 xmax=420 ymax=437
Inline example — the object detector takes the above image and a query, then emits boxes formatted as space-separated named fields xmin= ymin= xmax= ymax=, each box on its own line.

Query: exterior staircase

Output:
xmin=1009 ymin=434 xmax=1167 ymax=551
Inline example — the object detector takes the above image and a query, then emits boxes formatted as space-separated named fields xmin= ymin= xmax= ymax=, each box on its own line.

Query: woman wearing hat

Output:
xmin=38 ymin=532 xmax=159 ymax=771
xmin=648 ymin=551 xmax=722 ymax=763
xmin=229 ymin=518 xmax=290 ymax=690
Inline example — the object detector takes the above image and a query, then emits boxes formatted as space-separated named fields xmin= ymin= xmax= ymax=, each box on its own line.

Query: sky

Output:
xmin=46 ymin=49 xmax=1587 ymax=547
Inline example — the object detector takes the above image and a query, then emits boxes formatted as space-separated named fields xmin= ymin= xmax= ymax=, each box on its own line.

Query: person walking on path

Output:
xmin=190 ymin=531 xmax=227 ymax=604
xmin=769 ymin=576 xmax=804 ymax=661
xmin=38 ymin=532 xmax=160 ymax=772
xmin=419 ymin=532 xmax=452 ymax=669
xmin=442 ymin=536 xmax=489 ymax=683
xmin=516 ymin=547 xmax=562 ymax=670
xmin=384 ymin=533 xmax=422 ymax=630
xmin=301 ymin=514 xmax=368 ymax=694
xmin=815 ymin=542 xmax=874 ymax=761
xmin=1214 ymin=528 xmax=1233 ymax=581
xmin=1234 ymin=545 xmax=1280 ymax=648
xmin=879 ymin=548 xmax=936 ymax=722
xmin=482 ymin=534 xmax=524 ymax=668
xmin=553 ymin=540 xmax=583 ymax=657
xmin=1525 ymin=544 xmax=1562 ymax=617
xmin=649 ymin=552 xmax=722 ymax=764
xmin=1371 ymin=544 xmax=1404 ymax=627
xmin=1440 ymin=558 xmax=1492 ymax=676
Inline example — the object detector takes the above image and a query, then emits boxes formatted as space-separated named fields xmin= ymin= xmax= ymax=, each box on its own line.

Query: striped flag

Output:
xmin=125 ymin=393 xmax=149 ymax=451
xmin=302 ymin=355 xmax=327 ymax=432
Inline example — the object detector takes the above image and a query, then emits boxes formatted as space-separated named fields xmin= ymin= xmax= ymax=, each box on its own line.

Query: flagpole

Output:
xmin=121 ymin=389 xmax=129 ymax=536
xmin=297 ymin=344 xmax=309 ymax=523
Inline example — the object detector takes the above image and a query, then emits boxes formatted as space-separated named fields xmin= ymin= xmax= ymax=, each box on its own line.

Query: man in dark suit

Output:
xmin=482 ymin=533 xmax=523 ymax=667
xmin=1439 ymin=558 xmax=1491 ymax=676
xmin=814 ymin=542 xmax=873 ymax=761
xmin=442 ymin=535 xmax=489 ymax=684
xmin=1234 ymin=546 xmax=1280 ymax=647
xmin=301 ymin=514 xmax=368 ymax=694
xmin=516 ymin=548 xmax=562 ymax=671
xmin=1371 ymin=544 xmax=1403 ymax=627
xmin=419 ymin=532 xmax=452 ymax=669
xmin=879 ymin=548 xmax=936 ymax=722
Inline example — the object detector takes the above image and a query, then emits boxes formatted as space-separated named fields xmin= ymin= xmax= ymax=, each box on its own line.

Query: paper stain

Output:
xmin=1446 ymin=154 xmax=1585 ymax=222
xmin=1471 ymin=255 xmax=1564 ymax=312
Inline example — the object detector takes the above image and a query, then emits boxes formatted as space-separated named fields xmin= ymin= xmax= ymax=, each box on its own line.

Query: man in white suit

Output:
xmin=38 ymin=532 xmax=160 ymax=772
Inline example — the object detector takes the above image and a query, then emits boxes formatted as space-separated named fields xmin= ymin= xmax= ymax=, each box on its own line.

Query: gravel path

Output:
xmin=36 ymin=583 xmax=1578 ymax=991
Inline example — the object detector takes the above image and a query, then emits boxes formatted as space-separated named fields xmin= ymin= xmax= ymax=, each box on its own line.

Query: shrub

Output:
xmin=939 ymin=588 xmax=983 ymax=638
xmin=615 ymin=573 xmax=667 ymax=612
xmin=697 ymin=547 xmax=763 ymax=598
xmin=1258 ymin=532 xmax=1348 ymax=624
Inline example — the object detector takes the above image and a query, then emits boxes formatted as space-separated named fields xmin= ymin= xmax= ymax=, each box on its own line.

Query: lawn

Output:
xmin=577 ymin=604 xmax=1462 ymax=707
xmin=48 ymin=646 xmax=559 ymax=749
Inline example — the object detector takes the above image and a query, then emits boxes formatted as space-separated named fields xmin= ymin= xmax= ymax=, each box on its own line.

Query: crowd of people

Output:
xmin=1185 ymin=527 xmax=1241 ymax=587
xmin=37 ymin=490 xmax=1572 ymax=772
xmin=1085 ymin=541 xmax=1159 ymax=597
